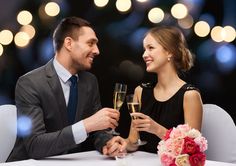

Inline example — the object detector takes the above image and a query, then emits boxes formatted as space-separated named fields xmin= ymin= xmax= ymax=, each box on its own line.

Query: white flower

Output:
xmin=175 ymin=154 xmax=190 ymax=166
xmin=186 ymin=128 xmax=201 ymax=138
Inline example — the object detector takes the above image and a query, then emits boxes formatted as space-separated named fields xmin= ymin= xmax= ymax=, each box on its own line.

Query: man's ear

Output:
xmin=64 ymin=37 xmax=73 ymax=51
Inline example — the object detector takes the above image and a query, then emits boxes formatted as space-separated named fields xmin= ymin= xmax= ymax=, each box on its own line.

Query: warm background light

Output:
xmin=148 ymin=7 xmax=164 ymax=23
xmin=20 ymin=25 xmax=36 ymax=39
xmin=116 ymin=0 xmax=132 ymax=12
xmin=0 ymin=44 xmax=3 ymax=56
xmin=136 ymin=0 xmax=148 ymax=2
xmin=0 ymin=30 xmax=14 ymax=45
xmin=17 ymin=10 xmax=33 ymax=25
xmin=45 ymin=2 xmax=60 ymax=17
xmin=14 ymin=32 xmax=30 ymax=48
xmin=194 ymin=21 xmax=210 ymax=37
xmin=211 ymin=26 xmax=224 ymax=42
xmin=222 ymin=26 xmax=236 ymax=42
xmin=178 ymin=15 xmax=194 ymax=29
xmin=171 ymin=3 xmax=188 ymax=19
xmin=94 ymin=0 xmax=109 ymax=7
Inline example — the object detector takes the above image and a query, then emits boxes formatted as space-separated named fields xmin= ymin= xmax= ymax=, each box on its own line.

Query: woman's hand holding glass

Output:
xmin=126 ymin=94 xmax=147 ymax=146
xmin=131 ymin=112 xmax=159 ymax=136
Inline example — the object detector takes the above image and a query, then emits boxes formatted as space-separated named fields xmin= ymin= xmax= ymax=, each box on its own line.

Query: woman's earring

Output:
xmin=167 ymin=57 xmax=171 ymax=61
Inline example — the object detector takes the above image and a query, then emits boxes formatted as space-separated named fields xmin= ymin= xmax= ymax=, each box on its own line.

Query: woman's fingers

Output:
xmin=132 ymin=117 xmax=151 ymax=131
xmin=131 ymin=112 xmax=146 ymax=119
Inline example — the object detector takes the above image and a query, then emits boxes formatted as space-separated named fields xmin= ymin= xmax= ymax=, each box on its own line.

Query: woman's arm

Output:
xmin=125 ymin=126 xmax=139 ymax=152
xmin=183 ymin=90 xmax=203 ymax=131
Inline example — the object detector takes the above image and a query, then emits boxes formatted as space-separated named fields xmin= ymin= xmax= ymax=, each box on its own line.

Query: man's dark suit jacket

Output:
xmin=7 ymin=60 xmax=112 ymax=162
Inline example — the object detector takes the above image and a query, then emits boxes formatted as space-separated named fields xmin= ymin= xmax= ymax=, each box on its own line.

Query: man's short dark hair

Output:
xmin=53 ymin=17 xmax=92 ymax=51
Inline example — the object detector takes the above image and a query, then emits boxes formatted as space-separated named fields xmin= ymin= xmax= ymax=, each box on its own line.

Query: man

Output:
xmin=7 ymin=16 xmax=126 ymax=162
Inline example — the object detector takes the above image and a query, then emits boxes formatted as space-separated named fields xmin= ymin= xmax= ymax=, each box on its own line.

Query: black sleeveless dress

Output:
xmin=138 ymin=83 xmax=199 ymax=153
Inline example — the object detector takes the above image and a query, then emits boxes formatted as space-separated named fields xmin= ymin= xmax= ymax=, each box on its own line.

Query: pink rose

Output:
xmin=194 ymin=137 xmax=208 ymax=152
xmin=182 ymin=137 xmax=200 ymax=155
xmin=160 ymin=152 xmax=176 ymax=166
xmin=171 ymin=138 xmax=184 ymax=156
xmin=165 ymin=138 xmax=183 ymax=156
xmin=189 ymin=152 xmax=206 ymax=166
xmin=170 ymin=128 xmax=185 ymax=139
xmin=177 ymin=124 xmax=191 ymax=133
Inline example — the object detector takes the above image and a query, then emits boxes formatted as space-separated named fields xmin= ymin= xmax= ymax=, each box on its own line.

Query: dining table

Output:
xmin=1 ymin=150 xmax=236 ymax=166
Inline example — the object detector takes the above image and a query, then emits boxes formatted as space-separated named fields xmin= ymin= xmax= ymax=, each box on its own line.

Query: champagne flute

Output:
xmin=126 ymin=94 xmax=147 ymax=146
xmin=108 ymin=83 xmax=127 ymax=135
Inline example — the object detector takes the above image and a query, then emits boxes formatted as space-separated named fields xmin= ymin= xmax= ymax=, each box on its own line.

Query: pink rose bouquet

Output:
xmin=157 ymin=124 xmax=208 ymax=166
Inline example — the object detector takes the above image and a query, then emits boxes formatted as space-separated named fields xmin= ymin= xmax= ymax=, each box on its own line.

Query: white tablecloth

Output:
xmin=1 ymin=151 xmax=236 ymax=166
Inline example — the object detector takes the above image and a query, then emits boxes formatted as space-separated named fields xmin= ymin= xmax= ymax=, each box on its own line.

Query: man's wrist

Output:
xmin=72 ymin=121 xmax=88 ymax=144
xmin=83 ymin=117 xmax=94 ymax=133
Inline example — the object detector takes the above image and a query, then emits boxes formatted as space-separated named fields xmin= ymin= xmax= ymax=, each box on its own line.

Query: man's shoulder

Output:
xmin=79 ymin=71 xmax=97 ymax=81
xmin=19 ymin=61 xmax=51 ymax=82
xmin=21 ymin=66 xmax=45 ymax=79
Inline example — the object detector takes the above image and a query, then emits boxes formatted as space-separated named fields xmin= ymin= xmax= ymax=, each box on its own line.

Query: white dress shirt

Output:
xmin=53 ymin=58 xmax=87 ymax=144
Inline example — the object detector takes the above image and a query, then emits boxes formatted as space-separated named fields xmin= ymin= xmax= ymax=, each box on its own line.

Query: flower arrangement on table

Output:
xmin=157 ymin=124 xmax=208 ymax=166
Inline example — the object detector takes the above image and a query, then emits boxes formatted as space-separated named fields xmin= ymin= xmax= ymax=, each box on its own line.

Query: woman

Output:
xmin=126 ymin=26 xmax=203 ymax=153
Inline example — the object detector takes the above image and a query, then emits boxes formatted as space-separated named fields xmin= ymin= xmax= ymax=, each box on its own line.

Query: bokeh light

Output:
xmin=171 ymin=3 xmax=188 ymax=19
xmin=211 ymin=26 xmax=224 ymax=42
xmin=45 ymin=2 xmax=60 ymax=17
xmin=20 ymin=25 xmax=36 ymax=39
xmin=0 ymin=44 xmax=3 ymax=56
xmin=14 ymin=32 xmax=30 ymax=48
xmin=148 ymin=7 xmax=164 ymax=23
xmin=222 ymin=26 xmax=236 ymax=42
xmin=136 ymin=0 xmax=148 ymax=2
xmin=194 ymin=21 xmax=210 ymax=37
xmin=129 ymin=27 xmax=148 ymax=52
xmin=38 ymin=37 xmax=54 ymax=63
xmin=215 ymin=44 xmax=236 ymax=73
xmin=17 ymin=10 xmax=33 ymax=25
xmin=178 ymin=15 xmax=194 ymax=29
xmin=17 ymin=115 xmax=32 ymax=137
xmin=116 ymin=0 xmax=132 ymax=13
xmin=94 ymin=0 xmax=109 ymax=7
xmin=0 ymin=29 xmax=14 ymax=45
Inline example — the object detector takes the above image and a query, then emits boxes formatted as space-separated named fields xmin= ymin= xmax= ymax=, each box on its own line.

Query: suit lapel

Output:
xmin=45 ymin=60 xmax=68 ymax=126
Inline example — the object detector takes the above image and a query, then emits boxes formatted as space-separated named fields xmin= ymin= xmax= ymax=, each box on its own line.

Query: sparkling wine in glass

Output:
xmin=113 ymin=91 xmax=126 ymax=111
xmin=108 ymin=83 xmax=127 ymax=135
xmin=126 ymin=94 xmax=147 ymax=146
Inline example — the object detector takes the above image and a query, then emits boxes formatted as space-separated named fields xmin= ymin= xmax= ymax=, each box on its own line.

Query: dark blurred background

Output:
xmin=0 ymin=0 xmax=236 ymax=137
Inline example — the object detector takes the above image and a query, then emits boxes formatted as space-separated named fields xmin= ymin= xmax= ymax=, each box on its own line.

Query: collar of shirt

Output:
xmin=53 ymin=58 xmax=78 ymax=83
